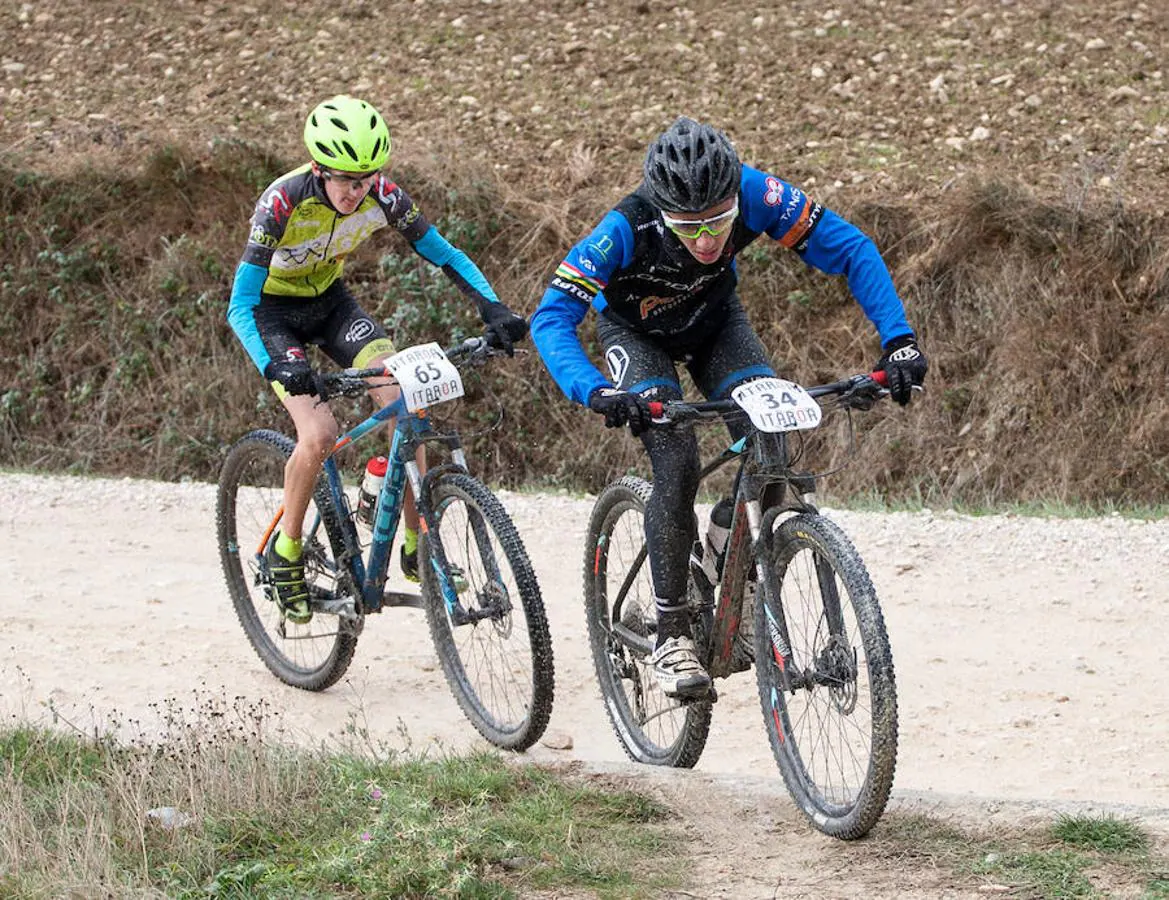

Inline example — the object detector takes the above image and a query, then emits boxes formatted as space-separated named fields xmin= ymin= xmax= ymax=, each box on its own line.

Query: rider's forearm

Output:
xmin=799 ymin=209 xmax=913 ymax=345
xmin=411 ymin=226 xmax=500 ymax=307
xmin=227 ymin=261 xmax=273 ymax=373
xmin=530 ymin=293 xmax=610 ymax=405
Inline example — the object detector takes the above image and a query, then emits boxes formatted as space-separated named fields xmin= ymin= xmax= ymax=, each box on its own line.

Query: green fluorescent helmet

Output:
xmin=303 ymin=95 xmax=392 ymax=172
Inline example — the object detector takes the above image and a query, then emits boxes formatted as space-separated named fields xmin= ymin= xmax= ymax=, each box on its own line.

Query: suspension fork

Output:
xmin=815 ymin=556 xmax=848 ymax=638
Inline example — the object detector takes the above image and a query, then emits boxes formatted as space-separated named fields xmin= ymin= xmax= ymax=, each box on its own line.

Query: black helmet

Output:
xmin=642 ymin=116 xmax=742 ymax=213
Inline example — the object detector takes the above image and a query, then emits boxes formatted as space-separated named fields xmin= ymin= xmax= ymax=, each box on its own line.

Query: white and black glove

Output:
xmin=875 ymin=335 xmax=928 ymax=406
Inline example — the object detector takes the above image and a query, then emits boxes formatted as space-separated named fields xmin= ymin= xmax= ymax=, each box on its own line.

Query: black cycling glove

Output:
xmin=263 ymin=361 xmax=322 ymax=397
xmin=479 ymin=302 xmax=529 ymax=357
xmin=875 ymin=334 xmax=928 ymax=406
xmin=588 ymin=387 xmax=652 ymax=437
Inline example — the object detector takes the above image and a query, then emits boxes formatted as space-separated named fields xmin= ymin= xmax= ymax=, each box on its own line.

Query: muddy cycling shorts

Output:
xmin=596 ymin=293 xmax=775 ymax=403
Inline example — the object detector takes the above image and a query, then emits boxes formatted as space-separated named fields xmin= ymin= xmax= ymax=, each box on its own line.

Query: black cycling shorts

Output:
xmin=253 ymin=280 xmax=395 ymax=374
xmin=596 ymin=293 xmax=775 ymax=402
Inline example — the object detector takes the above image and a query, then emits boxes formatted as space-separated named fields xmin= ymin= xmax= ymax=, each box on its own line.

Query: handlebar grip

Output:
xmin=647 ymin=401 xmax=665 ymax=418
xmin=871 ymin=370 xmax=888 ymax=387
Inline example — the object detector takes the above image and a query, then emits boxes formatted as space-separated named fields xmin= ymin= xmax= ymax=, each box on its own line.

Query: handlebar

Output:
xmin=315 ymin=336 xmax=504 ymax=402
xmin=645 ymin=371 xmax=890 ymax=424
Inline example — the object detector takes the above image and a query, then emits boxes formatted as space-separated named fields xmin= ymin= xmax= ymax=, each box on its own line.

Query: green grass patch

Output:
xmin=0 ymin=720 xmax=680 ymax=899
xmin=1052 ymin=813 xmax=1150 ymax=854
xmin=877 ymin=811 xmax=1169 ymax=899
xmin=977 ymin=848 xmax=1096 ymax=897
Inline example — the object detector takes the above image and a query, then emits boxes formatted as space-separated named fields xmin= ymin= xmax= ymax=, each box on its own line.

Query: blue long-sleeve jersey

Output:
xmin=530 ymin=165 xmax=913 ymax=405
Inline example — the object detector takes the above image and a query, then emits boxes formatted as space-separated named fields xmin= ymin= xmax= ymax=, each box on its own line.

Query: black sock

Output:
xmin=655 ymin=596 xmax=689 ymax=643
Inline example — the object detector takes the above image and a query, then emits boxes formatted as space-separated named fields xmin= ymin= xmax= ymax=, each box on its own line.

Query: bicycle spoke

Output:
xmin=756 ymin=513 xmax=897 ymax=838
xmin=422 ymin=473 xmax=553 ymax=751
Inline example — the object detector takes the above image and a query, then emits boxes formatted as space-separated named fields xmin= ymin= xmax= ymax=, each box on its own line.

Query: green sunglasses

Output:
xmin=661 ymin=200 xmax=739 ymax=239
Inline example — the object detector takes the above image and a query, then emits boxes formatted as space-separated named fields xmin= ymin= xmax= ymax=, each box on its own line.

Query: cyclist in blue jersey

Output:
xmin=530 ymin=116 xmax=927 ymax=698
xmin=228 ymin=95 xmax=527 ymax=625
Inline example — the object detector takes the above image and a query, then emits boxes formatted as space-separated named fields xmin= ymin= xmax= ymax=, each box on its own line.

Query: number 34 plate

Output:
xmin=385 ymin=343 xmax=465 ymax=412
xmin=731 ymin=377 xmax=822 ymax=432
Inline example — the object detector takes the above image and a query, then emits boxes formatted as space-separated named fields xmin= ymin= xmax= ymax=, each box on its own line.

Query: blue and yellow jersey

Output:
xmin=530 ymin=164 xmax=914 ymax=405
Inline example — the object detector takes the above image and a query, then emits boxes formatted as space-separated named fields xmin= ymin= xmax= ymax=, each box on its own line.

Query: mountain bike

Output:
xmin=216 ymin=336 xmax=554 ymax=751
xmin=583 ymin=370 xmax=898 ymax=837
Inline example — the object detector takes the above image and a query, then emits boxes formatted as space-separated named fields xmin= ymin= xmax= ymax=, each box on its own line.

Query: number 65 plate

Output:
xmin=731 ymin=377 xmax=822 ymax=432
xmin=385 ymin=342 xmax=465 ymax=412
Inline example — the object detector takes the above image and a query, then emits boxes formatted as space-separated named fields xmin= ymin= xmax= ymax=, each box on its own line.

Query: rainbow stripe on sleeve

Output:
xmin=554 ymin=261 xmax=606 ymax=295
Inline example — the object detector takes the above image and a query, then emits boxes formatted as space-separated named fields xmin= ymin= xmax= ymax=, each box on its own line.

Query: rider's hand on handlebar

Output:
xmin=875 ymin=335 xmax=928 ymax=406
xmin=264 ymin=361 xmax=324 ymax=397
xmin=479 ymin=301 xmax=529 ymax=357
xmin=588 ymin=387 xmax=652 ymax=437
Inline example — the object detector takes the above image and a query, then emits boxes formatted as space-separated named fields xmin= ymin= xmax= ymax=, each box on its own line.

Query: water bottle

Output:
xmin=703 ymin=497 xmax=734 ymax=579
xmin=692 ymin=497 xmax=734 ymax=589
xmin=356 ymin=456 xmax=388 ymax=527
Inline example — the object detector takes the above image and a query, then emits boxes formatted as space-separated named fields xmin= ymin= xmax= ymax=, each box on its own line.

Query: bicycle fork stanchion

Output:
xmin=416 ymin=463 xmax=484 ymax=625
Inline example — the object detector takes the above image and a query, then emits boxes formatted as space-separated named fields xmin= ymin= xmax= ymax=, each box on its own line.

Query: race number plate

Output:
xmin=731 ymin=377 xmax=822 ymax=432
xmin=384 ymin=343 xmax=465 ymax=412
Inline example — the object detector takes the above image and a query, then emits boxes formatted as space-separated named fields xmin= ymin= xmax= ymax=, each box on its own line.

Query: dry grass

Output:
xmin=1 ymin=141 xmax=1166 ymax=507
xmin=1 ymin=1 xmax=1166 ymax=507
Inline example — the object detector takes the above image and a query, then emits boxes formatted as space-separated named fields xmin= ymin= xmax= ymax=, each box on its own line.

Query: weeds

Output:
xmin=876 ymin=811 xmax=1168 ymax=899
xmin=0 ymin=696 xmax=680 ymax=899
xmin=1 ymin=147 xmax=1167 ymax=508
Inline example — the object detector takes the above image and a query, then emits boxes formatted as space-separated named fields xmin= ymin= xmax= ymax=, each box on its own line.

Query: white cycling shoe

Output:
xmin=649 ymin=636 xmax=712 ymax=699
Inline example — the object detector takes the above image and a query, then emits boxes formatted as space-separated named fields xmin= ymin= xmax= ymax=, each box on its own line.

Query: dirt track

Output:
xmin=2 ymin=471 xmax=1168 ymax=896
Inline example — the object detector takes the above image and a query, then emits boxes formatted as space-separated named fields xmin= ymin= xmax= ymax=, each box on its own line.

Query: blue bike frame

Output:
xmin=300 ymin=390 xmax=470 ymax=616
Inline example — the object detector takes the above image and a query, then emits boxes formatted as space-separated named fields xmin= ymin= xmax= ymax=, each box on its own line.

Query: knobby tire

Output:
xmin=753 ymin=512 xmax=897 ymax=839
xmin=583 ymin=476 xmax=712 ymax=767
xmin=420 ymin=472 xmax=554 ymax=751
xmin=216 ymin=429 xmax=358 ymax=691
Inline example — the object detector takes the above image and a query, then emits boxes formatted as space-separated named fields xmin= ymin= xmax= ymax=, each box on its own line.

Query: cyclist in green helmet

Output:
xmin=228 ymin=94 xmax=527 ymax=625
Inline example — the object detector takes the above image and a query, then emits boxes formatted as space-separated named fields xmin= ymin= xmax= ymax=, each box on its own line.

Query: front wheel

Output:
xmin=216 ymin=429 xmax=359 ymax=691
xmin=582 ymin=476 xmax=712 ymax=767
xmin=754 ymin=513 xmax=897 ymax=839
xmin=420 ymin=472 xmax=554 ymax=751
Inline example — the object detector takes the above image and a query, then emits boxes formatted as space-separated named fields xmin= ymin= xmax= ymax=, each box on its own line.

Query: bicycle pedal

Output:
xmin=677 ymin=683 xmax=718 ymax=705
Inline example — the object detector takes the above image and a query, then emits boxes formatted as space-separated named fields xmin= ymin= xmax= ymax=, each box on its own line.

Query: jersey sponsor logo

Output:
xmin=763 ymin=176 xmax=785 ymax=207
xmin=249 ymin=225 xmax=278 ymax=248
xmin=345 ymin=317 xmax=377 ymax=344
xmin=586 ymin=235 xmax=613 ymax=263
xmin=394 ymin=203 xmax=421 ymax=230
xmin=605 ymin=345 xmax=630 ymax=387
xmin=374 ymin=177 xmax=398 ymax=204
xmin=785 ymin=186 xmax=805 ymax=216
xmin=791 ymin=203 xmax=823 ymax=252
xmin=639 ymin=294 xmax=681 ymax=319
xmin=276 ymin=243 xmax=327 ymax=266
xmin=779 ymin=200 xmax=821 ymax=250
xmin=551 ymin=276 xmax=594 ymax=304
xmin=260 ymin=186 xmax=293 ymax=224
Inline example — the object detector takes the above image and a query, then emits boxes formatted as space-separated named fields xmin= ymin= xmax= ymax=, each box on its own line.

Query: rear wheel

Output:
xmin=216 ymin=430 xmax=359 ymax=691
xmin=420 ymin=472 xmax=554 ymax=751
xmin=582 ymin=476 xmax=712 ymax=767
xmin=754 ymin=512 xmax=897 ymax=838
